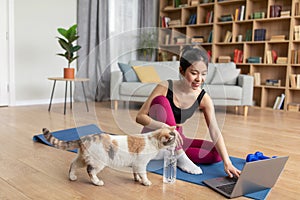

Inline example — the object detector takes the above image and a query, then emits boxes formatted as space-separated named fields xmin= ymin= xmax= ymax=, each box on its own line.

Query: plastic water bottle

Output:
xmin=163 ymin=148 xmax=177 ymax=183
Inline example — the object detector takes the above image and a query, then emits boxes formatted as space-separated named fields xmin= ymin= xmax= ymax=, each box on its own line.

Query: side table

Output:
xmin=48 ymin=77 xmax=89 ymax=115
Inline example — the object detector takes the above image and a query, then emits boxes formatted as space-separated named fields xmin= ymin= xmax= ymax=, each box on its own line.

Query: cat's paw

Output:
xmin=69 ymin=174 xmax=77 ymax=181
xmin=134 ymin=176 xmax=142 ymax=182
xmin=91 ymin=177 xmax=104 ymax=186
xmin=142 ymin=179 xmax=152 ymax=186
xmin=92 ymin=179 xmax=104 ymax=186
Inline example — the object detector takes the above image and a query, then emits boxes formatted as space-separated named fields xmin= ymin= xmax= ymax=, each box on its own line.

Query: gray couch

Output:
xmin=110 ymin=60 xmax=253 ymax=116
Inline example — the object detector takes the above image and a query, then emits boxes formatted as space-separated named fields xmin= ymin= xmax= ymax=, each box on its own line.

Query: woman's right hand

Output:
xmin=173 ymin=128 xmax=183 ymax=148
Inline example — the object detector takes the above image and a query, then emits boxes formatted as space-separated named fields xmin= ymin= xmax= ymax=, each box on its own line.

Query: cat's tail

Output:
xmin=42 ymin=128 xmax=80 ymax=150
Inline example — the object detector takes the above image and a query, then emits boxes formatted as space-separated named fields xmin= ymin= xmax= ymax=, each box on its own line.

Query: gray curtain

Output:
xmin=75 ymin=0 xmax=110 ymax=102
xmin=75 ymin=0 xmax=159 ymax=101
xmin=138 ymin=0 xmax=158 ymax=28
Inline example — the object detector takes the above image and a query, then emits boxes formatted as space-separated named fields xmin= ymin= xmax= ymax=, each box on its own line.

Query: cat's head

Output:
xmin=151 ymin=126 xmax=176 ymax=149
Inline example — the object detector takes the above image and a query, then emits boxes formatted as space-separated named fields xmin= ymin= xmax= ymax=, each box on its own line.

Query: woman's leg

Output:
xmin=183 ymin=137 xmax=222 ymax=164
xmin=141 ymin=96 xmax=202 ymax=174
xmin=141 ymin=95 xmax=177 ymax=133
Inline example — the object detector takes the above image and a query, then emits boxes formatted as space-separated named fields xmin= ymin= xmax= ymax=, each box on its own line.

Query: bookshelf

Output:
xmin=158 ymin=0 xmax=300 ymax=112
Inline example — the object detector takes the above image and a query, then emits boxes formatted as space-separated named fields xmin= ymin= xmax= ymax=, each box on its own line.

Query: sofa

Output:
xmin=110 ymin=60 xmax=253 ymax=116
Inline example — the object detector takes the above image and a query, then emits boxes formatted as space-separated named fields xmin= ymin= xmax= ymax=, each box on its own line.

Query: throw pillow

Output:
xmin=210 ymin=67 xmax=241 ymax=85
xmin=118 ymin=62 xmax=139 ymax=82
xmin=132 ymin=66 xmax=161 ymax=83
xmin=206 ymin=62 xmax=237 ymax=84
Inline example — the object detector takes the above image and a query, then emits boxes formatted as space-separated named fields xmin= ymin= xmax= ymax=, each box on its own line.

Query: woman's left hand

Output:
xmin=224 ymin=162 xmax=241 ymax=178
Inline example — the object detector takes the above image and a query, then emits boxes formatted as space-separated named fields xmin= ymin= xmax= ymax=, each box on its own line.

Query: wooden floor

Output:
xmin=0 ymin=101 xmax=299 ymax=200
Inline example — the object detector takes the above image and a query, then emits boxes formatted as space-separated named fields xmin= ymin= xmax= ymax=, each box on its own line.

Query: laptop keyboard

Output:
xmin=216 ymin=183 xmax=236 ymax=195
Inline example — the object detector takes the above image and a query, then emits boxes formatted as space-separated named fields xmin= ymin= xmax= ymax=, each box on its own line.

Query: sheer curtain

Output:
xmin=75 ymin=0 xmax=158 ymax=101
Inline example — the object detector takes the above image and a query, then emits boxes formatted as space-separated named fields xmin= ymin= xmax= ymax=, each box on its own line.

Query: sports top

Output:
xmin=166 ymin=80 xmax=206 ymax=124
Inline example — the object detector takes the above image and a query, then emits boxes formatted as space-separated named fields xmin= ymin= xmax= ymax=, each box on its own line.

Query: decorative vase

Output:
xmin=64 ymin=68 xmax=75 ymax=79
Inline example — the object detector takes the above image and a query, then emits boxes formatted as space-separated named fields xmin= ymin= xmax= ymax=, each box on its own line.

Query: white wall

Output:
xmin=13 ymin=0 xmax=76 ymax=105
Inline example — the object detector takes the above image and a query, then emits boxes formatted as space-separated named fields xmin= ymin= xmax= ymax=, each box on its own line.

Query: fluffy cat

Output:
xmin=42 ymin=127 xmax=176 ymax=186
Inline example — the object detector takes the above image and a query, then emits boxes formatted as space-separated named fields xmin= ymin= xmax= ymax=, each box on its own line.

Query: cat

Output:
xmin=42 ymin=126 xmax=177 ymax=186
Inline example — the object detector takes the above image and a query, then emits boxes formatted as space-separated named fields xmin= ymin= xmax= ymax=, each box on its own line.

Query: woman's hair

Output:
xmin=179 ymin=45 xmax=208 ymax=72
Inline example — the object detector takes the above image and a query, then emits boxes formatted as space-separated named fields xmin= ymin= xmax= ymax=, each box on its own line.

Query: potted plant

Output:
xmin=138 ymin=29 xmax=158 ymax=61
xmin=57 ymin=24 xmax=81 ymax=79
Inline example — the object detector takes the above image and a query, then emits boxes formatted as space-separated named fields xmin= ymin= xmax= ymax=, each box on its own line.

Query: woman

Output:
xmin=136 ymin=46 xmax=240 ymax=178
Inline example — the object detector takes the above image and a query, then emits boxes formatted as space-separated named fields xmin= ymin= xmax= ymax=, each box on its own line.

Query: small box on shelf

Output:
xmin=288 ymin=103 xmax=300 ymax=112
xmin=266 ymin=79 xmax=281 ymax=87
xmin=218 ymin=56 xmax=231 ymax=63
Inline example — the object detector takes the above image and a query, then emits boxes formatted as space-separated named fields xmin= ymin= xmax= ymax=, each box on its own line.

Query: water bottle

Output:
xmin=163 ymin=148 xmax=177 ymax=183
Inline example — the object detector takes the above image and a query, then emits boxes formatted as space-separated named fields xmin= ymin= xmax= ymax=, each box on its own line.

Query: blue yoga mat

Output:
xmin=33 ymin=124 xmax=270 ymax=199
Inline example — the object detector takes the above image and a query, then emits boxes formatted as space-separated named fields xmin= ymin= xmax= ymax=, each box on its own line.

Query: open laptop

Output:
xmin=203 ymin=156 xmax=288 ymax=198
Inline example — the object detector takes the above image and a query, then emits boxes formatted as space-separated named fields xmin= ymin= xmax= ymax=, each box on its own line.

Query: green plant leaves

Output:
xmin=56 ymin=24 xmax=81 ymax=67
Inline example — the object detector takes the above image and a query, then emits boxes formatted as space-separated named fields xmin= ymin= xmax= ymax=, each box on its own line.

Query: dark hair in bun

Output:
xmin=180 ymin=45 xmax=208 ymax=72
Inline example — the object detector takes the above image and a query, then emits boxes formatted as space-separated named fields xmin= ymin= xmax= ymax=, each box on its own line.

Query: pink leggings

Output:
xmin=142 ymin=95 xmax=222 ymax=164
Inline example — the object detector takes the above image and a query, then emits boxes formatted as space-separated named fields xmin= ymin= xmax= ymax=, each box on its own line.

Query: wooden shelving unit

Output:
xmin=158 ymin=0 xmax=300 ymax=112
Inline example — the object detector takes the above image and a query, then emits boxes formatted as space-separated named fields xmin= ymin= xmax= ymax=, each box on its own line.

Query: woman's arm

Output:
xmin=136 ymin=81 xmax=169 ymax=129
xmin=200 ymin=94 xmax=241 ymax=177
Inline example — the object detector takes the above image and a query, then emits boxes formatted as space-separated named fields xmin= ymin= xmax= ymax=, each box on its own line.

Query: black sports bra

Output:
xmin=166 ymin=80 xmax=206 ymax=124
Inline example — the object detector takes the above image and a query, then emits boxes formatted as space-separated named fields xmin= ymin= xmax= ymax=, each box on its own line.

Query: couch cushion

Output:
xmin=210 ymin=68 xmax=241 ymax=85
xmin=129 ymin=60 xmax=180 ymax=80
xmin=132 ymin=66 xmax=161 ymax=83
xmin=118 ymin=62 xmax=139 ymax=82
xmin=206 ymin=62 xmax=239 ymax=85
xmin=203 ymin=85 xmax=242 ymax=100
xmin=119 ymin=82 xmax=157 ymax=97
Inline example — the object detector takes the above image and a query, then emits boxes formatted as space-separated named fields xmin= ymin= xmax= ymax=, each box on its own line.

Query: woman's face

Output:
xmin=180 ymin=61 xmax=207 ymax=90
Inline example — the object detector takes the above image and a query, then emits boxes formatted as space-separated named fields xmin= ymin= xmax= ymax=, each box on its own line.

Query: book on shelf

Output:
xmin=250 ymin=11 xmax=265 ymax=19
xmin=297 ymin=74 xmax=300 ymax=88
xmin=294 ymin=25 xmax=300 ymax=40
xmin=280 ymin=10 xmax=290 ymax=17
xmin=296 ymin=2 xmax=300 ymax=16
xmin=266 ymin=79 xmax=281 ymax=87
xmin=290 ymin=49 xmax=300 ymax=64
xmin=247 ymin=57 xmax=262 ymax=63
xmin=290 ymin=74 xmax=297 ymax=88
xmin=276 ymin=57 xmax=287 ymax=64
xmin=207 ymin=30 xmax=213 ymax=43
xmin=254 ymin=29 xmax=266 ymax=41
xmin=270 ymin=5 xmax=282 ymax=18
xmin=174 ymin=36 xmax=186 ymax=44
xmin=174 ymin=0 xmax=181 ymax=8
xmin=266 ymin=50 xmax=278 ymax=64
xmin=223 ymin=30 xmax=232 ymax=43
xmin=218 ymin=56 xmax=231 ymax=63
xmin=273 ymin=93 xmax=285 ymax=110
xmin=205 ymin=10 xmax=214 ymax=23
xmin=270 ymin=35 xmax=285 ymax=41
xmin=253 ymin=72 xmax=261 ymax=86
xmin=234 ymin=5 xmax=245 ymax=21
xmin=165 ymin=34 xmax=170 ymax=45
xmin=188 ymin=14 xmax=197 ymax=25
xmin=191 ymin=36 xmax=204 ymax=44
xmin=219 ymin=14 xmax=234 ymax=22
xmin=161 ymin=16 xmax=171 ymax=28
xmin=239 ymin=5 xmax=245 ymax=21
xmin=168 ymin=19 xmax=181 ymax=27
xmin=245 ymin=29 xmax=252 ymax=41
xmin=233 ymin=49 xmax=243 ymax=63
xmin=278 ymin=93 xmax=285 ymax=110
xmin=273 ymin=96 xmax=281 ymax=109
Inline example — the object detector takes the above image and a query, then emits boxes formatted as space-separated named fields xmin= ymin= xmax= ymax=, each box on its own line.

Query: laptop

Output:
xmin=203 ymin=156 xmax=288 ymax=198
